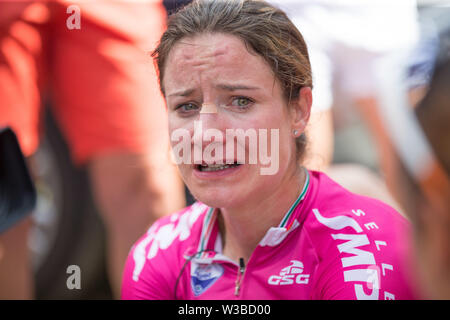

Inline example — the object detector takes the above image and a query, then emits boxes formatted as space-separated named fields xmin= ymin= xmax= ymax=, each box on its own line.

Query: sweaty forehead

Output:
xmin=169 ymin=34 xmax=249 ymax=70
xmin=163 ymin=33 xmax=275 ymax=93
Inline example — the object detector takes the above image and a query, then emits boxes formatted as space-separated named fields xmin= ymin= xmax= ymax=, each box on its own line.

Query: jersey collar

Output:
xmin=277 ymin=168 xmax=310 ymax=229
xmin=194 ymin=168 xmax=311 ymax=260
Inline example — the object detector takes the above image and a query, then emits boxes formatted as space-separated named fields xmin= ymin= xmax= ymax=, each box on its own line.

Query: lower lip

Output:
xmin=193 ymin=164 xmax=244 ymax=179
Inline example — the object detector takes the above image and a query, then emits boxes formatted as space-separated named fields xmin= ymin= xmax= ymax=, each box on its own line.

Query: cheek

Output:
xmin=257 ymin=106 xmax=295 ymax=158
xmin=240 ymin=103 xmax=287 ymax=131
xmin=167 ymin=113 xmax=193 ymax=140
xmin=167 ymin=117 xmax=178 ymax=149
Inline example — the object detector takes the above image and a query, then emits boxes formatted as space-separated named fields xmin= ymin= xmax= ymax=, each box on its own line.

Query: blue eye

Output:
xmin=176 ymin=103 xmax=199 ymax=114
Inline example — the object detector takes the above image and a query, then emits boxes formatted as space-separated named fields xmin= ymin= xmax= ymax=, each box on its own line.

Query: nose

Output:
xmin=195 ymin=108 xmax=224 ymax=143
xmin=200 ymin=102 xmax=218 ymax=114
xmin=197 ymin=102 xmax=225 ymax=134
xmin=192 ymin=105 xmax=228 ymax=163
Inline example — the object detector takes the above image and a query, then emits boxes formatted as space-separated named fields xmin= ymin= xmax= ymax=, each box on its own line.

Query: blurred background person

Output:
xmin=270 ymin=0 xmax=420 ymax=213
xmin=0 ymin=0 xmax=185 ymax=299
xmin=374 ymin=5 xmax=450 ymax=298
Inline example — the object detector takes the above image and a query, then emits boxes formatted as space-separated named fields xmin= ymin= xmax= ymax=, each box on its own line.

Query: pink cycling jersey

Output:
xmin=121 ymin=170 xmax=421 ymax=300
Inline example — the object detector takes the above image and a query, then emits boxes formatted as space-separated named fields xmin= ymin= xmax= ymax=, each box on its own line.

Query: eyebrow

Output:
xmin=168 ymin=88 xmax=196 ymax=97
xmin=215 ymin=83 xmax=261 ymax=91
xmin=167 ymin=83 xmax=261 ymax=97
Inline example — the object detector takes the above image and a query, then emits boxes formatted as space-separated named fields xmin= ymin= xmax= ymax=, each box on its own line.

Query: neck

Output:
xmin=218 ymin=165 xmax=306 ymax=263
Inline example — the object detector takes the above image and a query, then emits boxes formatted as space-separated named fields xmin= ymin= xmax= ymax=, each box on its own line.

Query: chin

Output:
xmin=181 ymin=165 xmax=253 ymax=209
xmin=188 ymin=184 xmax=245 ymax=209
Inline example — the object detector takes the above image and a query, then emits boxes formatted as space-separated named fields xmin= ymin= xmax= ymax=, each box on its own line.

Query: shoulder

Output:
xmin=132 ymin=201 xmax=208 ymax=261
xmin=121 ymin=202 xmax=209 ymax=299
xmin=305 ymin=171 xmax=410 ymax=238
xmin=303 ymin=171 xmax=418 ymax=299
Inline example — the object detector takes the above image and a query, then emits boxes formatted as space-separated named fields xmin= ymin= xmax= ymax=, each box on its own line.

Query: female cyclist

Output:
xmin=121 ymin=0 xmax=420 ymax=300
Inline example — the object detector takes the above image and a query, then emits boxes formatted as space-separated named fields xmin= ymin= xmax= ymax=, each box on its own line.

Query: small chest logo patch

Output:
xmin=191 ymin=262 xmax=224 ymax=296
xmin=268 ymin=260 xmax=310 ymax=285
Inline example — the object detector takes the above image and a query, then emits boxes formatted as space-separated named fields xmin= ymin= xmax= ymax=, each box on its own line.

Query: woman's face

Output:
xmin=163 ymin=33 xmax=308 ymax=209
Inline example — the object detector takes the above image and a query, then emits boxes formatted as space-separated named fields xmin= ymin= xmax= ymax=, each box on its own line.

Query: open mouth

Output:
xmin=195 ymin=162 xmax=242 ymax=172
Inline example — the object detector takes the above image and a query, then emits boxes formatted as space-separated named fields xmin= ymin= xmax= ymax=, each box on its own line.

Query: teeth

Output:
xmin=199 ymin=164 xmax=239 ymax=172
xmin=203 ymin=164 xmax=225 ymax=168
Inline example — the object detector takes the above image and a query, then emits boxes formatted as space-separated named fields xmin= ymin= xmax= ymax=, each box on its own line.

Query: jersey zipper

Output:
xmin=234 ymin=257 xmax=246 ymax=297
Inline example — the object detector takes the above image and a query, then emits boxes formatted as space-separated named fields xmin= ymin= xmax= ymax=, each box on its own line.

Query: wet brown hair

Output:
xmin=152 ymin=0 xmax=313 ymax=158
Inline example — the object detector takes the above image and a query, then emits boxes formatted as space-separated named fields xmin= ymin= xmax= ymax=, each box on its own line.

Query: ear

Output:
xmin=290 ymin=87 xmax=312 ymax=135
